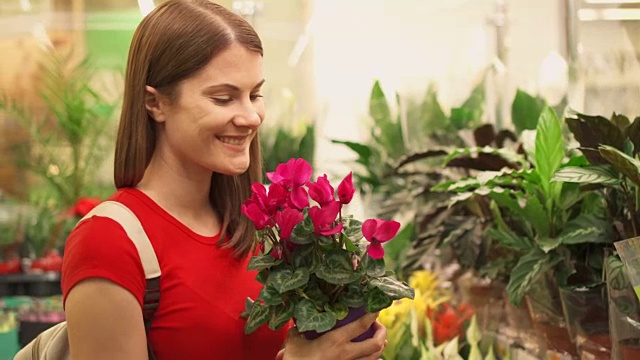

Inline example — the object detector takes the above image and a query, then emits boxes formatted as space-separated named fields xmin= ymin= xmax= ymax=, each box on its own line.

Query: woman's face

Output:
xmin=148 ymin=43 xmax=265 ymax=177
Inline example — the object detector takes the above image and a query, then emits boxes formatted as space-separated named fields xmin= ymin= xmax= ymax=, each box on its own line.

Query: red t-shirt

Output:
xmin=61 ymin=188 xmax=287 ymax=360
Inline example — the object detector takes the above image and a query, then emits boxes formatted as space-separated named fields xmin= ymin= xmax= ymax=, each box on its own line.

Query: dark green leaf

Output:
xmin=316 ymin=250 xmax=360 ymax=285
xmin=366 ymin=287 xmax=393 ymax=312
xmin=303 ymin=280 xmax=330 ymax=308
xmin=269 ymin=301 xmax=295 ymax=331
xmin=259 ymin=284 xmax=284 ymax=305
xmin=240 ymin=297 xmax=254 ymax=318
xmin=612 ymin=113 xmax=630 ymax=130
xmin=245 ymin=301 xmax=270 ymax=334
xmin=248 ymin=254 xmax=283 ymax=271
xmin=294 ymin=299 xmax=336 ymax=333
xmin=625 ymin=117 xmax=640 ymax=156
xmin=600 ymin=145 xmax=640 ymax=186
xmin=366 ymin=258 xmax=386 ymax=277
xmin=566 ymin=113 xmax=625 ymax=163
xmin=506 ymin=249 xmax=562 ymax=306
xmin=537 ymin=237 xmax=561 ymax=253
xmin=256 ymin=269 xmax=269 ymax=285
xmin=339 ymin=285 xmax=366 ymax=308
xmin=292 ymin=244 xmax=316 ymax=269
xmin=324 ymin=303 xmax=349 ymax=321
xmin=553 ymin=165 xmax=621 ymax=186
xmin=557 ymin=214 xmax=613 ymax=245
xmin=268 ymin=267 xmax=310 ymax=293
xmin=511 ymin=89 xmax=546 ymax=134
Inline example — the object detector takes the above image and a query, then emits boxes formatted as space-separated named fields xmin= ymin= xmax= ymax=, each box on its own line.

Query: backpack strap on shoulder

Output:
xmin=80 ymin=200 xmax=161 ymax=359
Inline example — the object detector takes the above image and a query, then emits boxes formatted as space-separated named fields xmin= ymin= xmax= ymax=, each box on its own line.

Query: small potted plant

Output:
xmin=241 ymin=158 xmax=415 ymax=340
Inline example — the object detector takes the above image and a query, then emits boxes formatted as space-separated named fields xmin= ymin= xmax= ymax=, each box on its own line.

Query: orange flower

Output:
xmin=427 ymin=302 xmax=475 ymax=345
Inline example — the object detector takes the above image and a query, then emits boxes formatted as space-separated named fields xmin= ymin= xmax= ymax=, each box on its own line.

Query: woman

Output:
xmin=61 ymin=1 xmax=386 ymax=359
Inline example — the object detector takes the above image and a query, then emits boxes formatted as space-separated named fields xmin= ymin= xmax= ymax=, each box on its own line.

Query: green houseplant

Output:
xmin=0 ymin=50 xmax=118 ymax=208
xmin=240 ymin=158 xmax=414 ymax=338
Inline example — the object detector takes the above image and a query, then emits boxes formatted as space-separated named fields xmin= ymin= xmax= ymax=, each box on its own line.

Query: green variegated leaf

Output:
xmin=366 ymin=258 xmax=386 ymax=277
xmin=291 ymin=217 xmax=315 ymax=244
xmin=303 ymin=280 xmax=330 ymax=308
xmin=366 ymin=287 xmax=393 ymax=312
xmin=553 ymin=165 xmax=620 ymax=185
xmin=316 ymin=251 xmax=359 ymax=285
xmin=268 ymin=267 xmax=310 ymax=293
xmin=343 ymin=218 xmax=364 ymax=242
xmin=269 ymin=301 xmax=294 ymax=331
xmin=248 ymin=254 xmax=283 ymax=271
xmin=537 ymin=237 xmax=561 ymax=253
xmin=292 ymin=244 xmax=315 ymax=269
xmin=294 ymin=299 xmax=336 ymax=333
xmin=557 ymin=214 xmax=613 ymax=245
xmin=324 ymin=303 xmax=349 ymax=321
xmin=240 ymin=297 xmax=254 ymax=318
xmin=259 ymin=284 xmax=284 ymax=305
xmin=600 ymin=145 xmax=640 ymax=185
xmin=506 ymin=249 xmax=562 ymax=306
xmin=317 ymin=235 xmax=334 ymax=246
xmin=245 ymin=301 xmax=270 ymax=334
xmin=256 ymin=269 xmax=269 ymax=284
xmin=339 ymin=285 xmax=366 ymax=308
xmin=369 ymin=277 xmax=415 ymax=300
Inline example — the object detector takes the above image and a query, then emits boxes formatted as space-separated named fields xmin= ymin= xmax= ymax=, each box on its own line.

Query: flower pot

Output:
xmin=559 ymin=283 xmax=610 ymax=359
xmin=604 ymin=249 xmax=640 ymax=359
xmin=298 ymin=306 xmax=375 ymax=342
xmin=619 ymin=338 xmax=640 ymax=359
xmin=525 ymin=275 xmax=577 ymax=358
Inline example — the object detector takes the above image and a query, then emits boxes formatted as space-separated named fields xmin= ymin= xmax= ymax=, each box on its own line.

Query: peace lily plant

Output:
xmin=241 ymin=158 xmax=415 ymax=338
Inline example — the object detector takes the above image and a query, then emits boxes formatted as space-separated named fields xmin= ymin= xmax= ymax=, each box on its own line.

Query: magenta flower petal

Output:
xmin=367 ymin=242 xmax=385 ymax=259
xmin=320 ymin=222 xmax=344 ymax=236
xmin=362 ymin=219 xmax=401 ymax=243
xmin=375 ymin=220 xmax=401 ymax=243
xmin=275 ymin=208 xmax=304 ymax=239
xmin=337 ymin=172 xmax=355 ymax=204
xmin=362 ymin=219 xmax=379 ymax=242
xmin=290 ymin=187 xmax=309 ymax=209
xmin=291 ymin=158 xmax=313 ymax=187
xmin=307 ymin=174 xmax=335 ymax=207
xmin=241 ymin=203 xmax=271 ymax=230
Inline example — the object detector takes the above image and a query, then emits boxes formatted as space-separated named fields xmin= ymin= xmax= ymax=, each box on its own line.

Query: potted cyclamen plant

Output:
xmin=241 ymin=158 xmax=415 ymax=340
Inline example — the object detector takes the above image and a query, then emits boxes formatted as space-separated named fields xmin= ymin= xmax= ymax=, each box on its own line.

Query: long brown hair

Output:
xmin=114 ymin=0 xmax=263 ymax=258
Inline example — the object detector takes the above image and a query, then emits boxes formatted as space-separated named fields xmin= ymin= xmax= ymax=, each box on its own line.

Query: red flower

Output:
xmin=266 ymin=158 xmax=312 ymax=189
xmin=362 ymin=219 xmax=400 ymax=259
xmin=241 ymin=202 xmax=272 ymax=230
xmin=427 ymin=303 xmax=476 ymax=345
xmin=274 ymin=208 xmax=304 ymax=240
xmin=308 ymin=201 xmax=344 ymax=236
xmin=307 ymin=174 xmax=335 ymax=207
xmin=337 ymin=172 xmax=355 ymax=205
xmin=70 ymin=197 xmax=101 ymax=217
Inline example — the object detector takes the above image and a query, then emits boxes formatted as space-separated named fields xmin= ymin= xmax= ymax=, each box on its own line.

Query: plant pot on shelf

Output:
xmin=525 ymin=275 xmax=577 ymax=359
xmin=559 ymin=283 xmax=610 ymax=360
xmin=297 ymin=306 xmax=375 ymax=342
xmin=604 ymin=249 xmax=640 ymax=360
xmin=502 ymin=291 xmax=543 ymax=357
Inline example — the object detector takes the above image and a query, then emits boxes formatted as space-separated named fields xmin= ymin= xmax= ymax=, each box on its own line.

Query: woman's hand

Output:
xmin=276 ymin=312 xmax=387 ymax=360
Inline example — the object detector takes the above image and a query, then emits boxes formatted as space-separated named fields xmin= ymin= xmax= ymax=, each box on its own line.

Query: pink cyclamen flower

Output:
xmin=362 ymin=219 xmax=401 ymax=259
xmin=275 ymin=208 xmax=304 ymax=240
xmin=308 ymin=201 xmax=344 ymax=236
xmin=241 ymin=202 xmax=272 ymax=230
xmin=307 ymin=174 xmax=335 ymax=207
xmin=337 ymin=172 xmax=355 ymax=205
xmin=266 ymin=158 xmax=313 ymax=189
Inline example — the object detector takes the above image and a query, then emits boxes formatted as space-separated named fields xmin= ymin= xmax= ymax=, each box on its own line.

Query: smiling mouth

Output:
xmin=217 ymin=136 xmax=248 ymax=146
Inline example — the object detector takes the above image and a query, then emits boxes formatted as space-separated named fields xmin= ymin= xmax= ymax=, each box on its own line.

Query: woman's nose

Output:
xmin=234 ymin=102 xmax=262 ymax=128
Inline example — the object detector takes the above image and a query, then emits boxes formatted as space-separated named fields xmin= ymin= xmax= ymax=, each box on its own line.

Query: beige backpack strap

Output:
xmin=80 ymin=200 xmax=161 ymax=279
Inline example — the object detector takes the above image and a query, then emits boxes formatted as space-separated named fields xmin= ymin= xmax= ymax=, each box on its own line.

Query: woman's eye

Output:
xmin=212 ymin=97 xmax=232 ymax=105
xmin=250 ymin=94 xmax=264 ymax=101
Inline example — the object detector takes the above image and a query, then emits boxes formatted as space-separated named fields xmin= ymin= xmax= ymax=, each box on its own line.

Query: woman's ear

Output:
xmin=145 ymin=86 xmax=166 ymax=123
